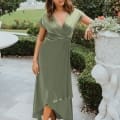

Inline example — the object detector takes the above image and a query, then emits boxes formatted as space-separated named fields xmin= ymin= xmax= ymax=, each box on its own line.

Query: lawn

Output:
xmin=0 ymin=9 xmax=45 ymax=25
xmin=0 ymin=29 xmax=27 ymax=33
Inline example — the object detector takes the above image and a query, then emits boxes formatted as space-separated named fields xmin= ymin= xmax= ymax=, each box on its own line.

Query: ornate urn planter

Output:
xmin=91 ymin=31 xmax=120 ymax=120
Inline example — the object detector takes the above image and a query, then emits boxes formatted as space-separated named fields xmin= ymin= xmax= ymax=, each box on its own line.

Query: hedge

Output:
xmin=1 ymin=36 xmax=36 ymax=56
xmin=71 ymin=43 xmax=102 ymax=112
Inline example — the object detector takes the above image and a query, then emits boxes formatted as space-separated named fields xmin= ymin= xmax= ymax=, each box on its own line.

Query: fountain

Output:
xmin=17 ymin=0 xmax=45 ymax=10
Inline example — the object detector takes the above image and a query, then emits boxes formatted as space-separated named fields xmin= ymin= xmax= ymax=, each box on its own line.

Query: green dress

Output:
xmin=32 ymin=7 xmax=86 ymax=120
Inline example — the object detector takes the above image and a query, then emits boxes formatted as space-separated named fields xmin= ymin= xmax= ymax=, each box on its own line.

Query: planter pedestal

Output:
xmin=91 ymin=31 xmax=120 ymax=120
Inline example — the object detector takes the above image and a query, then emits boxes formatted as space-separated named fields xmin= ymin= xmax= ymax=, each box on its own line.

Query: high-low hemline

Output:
xmin=32 ymin=96 xmax=73 ymax=120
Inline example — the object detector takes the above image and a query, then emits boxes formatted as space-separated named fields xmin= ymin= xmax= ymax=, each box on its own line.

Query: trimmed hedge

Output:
xmin=1 ymin=36 xmax=36 ymax=56
xmin=71 ymin=43 xmax=102 ymax=111
xmin=78 ymin=52 xmax=102 ymax=111
xmin=70 ymin=43 xmax=87 ymax=72
xmin=1 ymin=20 xmax=34 ymax=30
xmin=27 ymin=23 xmax=39 ymax=36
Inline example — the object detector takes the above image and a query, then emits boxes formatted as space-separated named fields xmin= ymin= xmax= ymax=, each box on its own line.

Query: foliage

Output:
xmin=70 ymin=43 xmax=102 ymax=111
xmin=73 ymin=0 xmax=105 ymax=18
xmin=27 ymin=23 xmax=40 ymax=36
xmin=0 ymin=0 xmax=25 ymax=15
xmin=1 ymin=19 xmax=34 ymax=29
xmin=78 ymin=52 xmax=102 ymax=111
xmin=90 ymin=17 xmax=120 ymax=34
xmin=103 ymin=0 xmax=120 ymax=16
xmin=70 ymin=43 xmax=88 ymax=72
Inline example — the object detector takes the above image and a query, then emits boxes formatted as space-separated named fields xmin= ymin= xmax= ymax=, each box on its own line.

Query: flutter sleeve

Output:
xmin=39 ymin=12 xmax=46 ymax=29
xmin=78 ymin=10 xmax=86 ymax=21
xmin=75 ymin=8 xmax=86 ymax=21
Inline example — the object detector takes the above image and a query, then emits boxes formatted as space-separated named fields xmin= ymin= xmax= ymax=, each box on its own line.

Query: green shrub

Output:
xmin=70 ymin=49 xmax=85 ymax=72
xmin=70 ymin=43 xmax=102 ymax=111
xmin=12 ymin=19 xmax=34 ymax=29
xmin=78 ymin=52 xmax=102 ymax=111
xmin=1 ymin=23 xmax=12 ymax=29
xmin=70 ymin=43 xmax=91 ymax=71
xmin=1 ymin=19 xmax=34 ymax=29
xmin=103 ymin=0 xmax=120 ymax=16
xmin=27 ymin=23 xmax=40 ymax=36
xmin=79 ymin=77 xmax=102 ymax=111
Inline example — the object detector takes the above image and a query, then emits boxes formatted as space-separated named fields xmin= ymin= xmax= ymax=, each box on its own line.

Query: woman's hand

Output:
xmin=80 ymin=15 xmax=94 ymax=40
xmin=32 ymin=60 xmax=40 ymax=76
xmin=84 ymin=26 xmax=93 ymax=40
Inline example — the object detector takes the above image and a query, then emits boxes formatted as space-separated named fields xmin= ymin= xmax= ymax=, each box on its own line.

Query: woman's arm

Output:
xmin=80 ymin=15 xmax=94 ymax=40
xmin=81 ymin=15 xmax=93 ymax=25
xmin=32 ymin=27 xmax=47 ymax=75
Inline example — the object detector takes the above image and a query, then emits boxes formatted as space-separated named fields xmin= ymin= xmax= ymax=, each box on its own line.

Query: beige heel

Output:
xmin=41 ymin=115 xmax=43 ymax=120
xmin=48 ymin=118 xmax=52 ymax=120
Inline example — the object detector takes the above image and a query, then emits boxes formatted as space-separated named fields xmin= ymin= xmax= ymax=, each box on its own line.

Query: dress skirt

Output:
xmin=32 ymin=36 xmax=73 ymax=120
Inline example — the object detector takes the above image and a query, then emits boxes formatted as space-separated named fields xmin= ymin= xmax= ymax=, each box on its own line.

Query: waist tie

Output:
xmin=45 ymin=32 xmax=71 ymax=41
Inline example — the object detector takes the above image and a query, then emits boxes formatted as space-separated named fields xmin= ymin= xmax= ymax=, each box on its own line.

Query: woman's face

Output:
xmin=53 ymin=0 xmax=65 ymax=8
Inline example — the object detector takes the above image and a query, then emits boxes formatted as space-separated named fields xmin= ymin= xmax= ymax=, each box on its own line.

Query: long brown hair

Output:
xmin=45 ymin=0 xmax=75 ymax=19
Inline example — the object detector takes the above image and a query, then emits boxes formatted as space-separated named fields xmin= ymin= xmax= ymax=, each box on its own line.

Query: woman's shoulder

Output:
xmin=73 ymin=7 xmax=86 ymax=16
xmin=41 ymin=10 xmax=47 ymax=18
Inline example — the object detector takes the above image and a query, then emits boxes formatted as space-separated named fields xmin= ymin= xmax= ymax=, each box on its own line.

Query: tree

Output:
xmin=73 ymin=0 xmax=105 ymax=19
xmin=0 ymin=0 xmax=26 ymax=15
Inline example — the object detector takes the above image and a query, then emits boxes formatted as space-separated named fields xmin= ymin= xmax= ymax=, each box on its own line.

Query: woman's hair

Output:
xmin=45 ymin=0 xmax=75 ymax=19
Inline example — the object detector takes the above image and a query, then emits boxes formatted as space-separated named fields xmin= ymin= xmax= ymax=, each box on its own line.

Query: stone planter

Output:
xmin=91 ymin=31 xmax=120 ymax=120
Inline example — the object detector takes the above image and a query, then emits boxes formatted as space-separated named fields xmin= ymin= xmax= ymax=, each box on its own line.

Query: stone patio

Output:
xmin=0 ymin=57 xmax=96 ymax=120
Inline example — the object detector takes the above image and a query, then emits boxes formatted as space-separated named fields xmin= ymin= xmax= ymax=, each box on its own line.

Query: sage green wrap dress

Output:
xmin=32 ymin=8 xmax=86 ymax=120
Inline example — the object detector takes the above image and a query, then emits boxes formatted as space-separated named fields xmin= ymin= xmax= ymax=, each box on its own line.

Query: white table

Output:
xmin=0 ymin=31 xmax=18 ymax=49
xmin=0 ymin=31 xmax=18 ymax=62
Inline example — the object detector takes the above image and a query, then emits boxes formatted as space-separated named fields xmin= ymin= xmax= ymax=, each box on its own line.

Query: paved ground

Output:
xmin=0 ymin=57 xmax=96 ymax=120
xmin=0 ymin=31 xmax=28 ymax=36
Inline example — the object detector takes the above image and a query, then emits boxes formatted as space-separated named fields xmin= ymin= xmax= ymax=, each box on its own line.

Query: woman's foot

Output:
xmin=49 ymin=109 xmax=56 ymax=120
xmin=43 ymin=105 xmax=56 ymax=120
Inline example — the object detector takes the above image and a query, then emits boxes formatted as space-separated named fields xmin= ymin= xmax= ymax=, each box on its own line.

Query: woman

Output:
xmin=32 ymin=0 xmax=93 ymax=120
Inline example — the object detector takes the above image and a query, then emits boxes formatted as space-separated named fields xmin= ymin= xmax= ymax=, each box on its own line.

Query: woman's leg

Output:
xmin=43 ymin=104 xmax=56 ymax=120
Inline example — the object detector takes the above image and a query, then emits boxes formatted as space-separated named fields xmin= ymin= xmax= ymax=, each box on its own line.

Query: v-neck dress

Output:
xmin=32 ymin=7 xmax=86 ymax=120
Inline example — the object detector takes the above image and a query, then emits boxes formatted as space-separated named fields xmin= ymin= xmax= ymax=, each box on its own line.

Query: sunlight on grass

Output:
xmin=0 ymin=9 xmax=45 ymax=25
xmin=0 ymin=29 xmax=27 ymax=33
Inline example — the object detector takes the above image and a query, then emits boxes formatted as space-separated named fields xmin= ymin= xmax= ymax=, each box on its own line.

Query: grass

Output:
xmin=0 ymin=9 xmax=45 ymax=25
xmin=0 ymin=29 xmax=27 ymax=33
